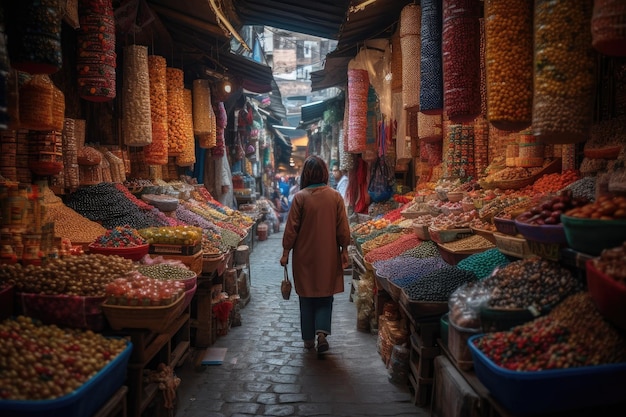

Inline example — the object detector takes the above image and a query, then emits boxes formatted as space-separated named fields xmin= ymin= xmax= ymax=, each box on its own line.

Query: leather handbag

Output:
xmin=281 ymin=266 xmax=292 ymax=300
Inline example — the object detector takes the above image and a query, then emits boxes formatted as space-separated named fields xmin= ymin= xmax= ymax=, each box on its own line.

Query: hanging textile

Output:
xmin=442 ymin=0 xmax=481 ymax=122
xmin=211 ymin=102 xmax=227 ymax=159
xmin=393 ymin=92 xmax=411 ymax=163
xmin=400 ymin=3 xmax=421 ymax=111
xmin=390 ymin=28 xmax=402 ymax=92
xmin=420 ymin=0 xmax=443 ymax=113
xmin=532 ymin=0 xmax=595 ymax=143
xmin=363 ymin=86 xmax=379 ymax=163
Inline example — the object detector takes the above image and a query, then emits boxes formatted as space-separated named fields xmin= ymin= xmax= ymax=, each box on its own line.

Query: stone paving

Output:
xmin=175 ymin=227 xmax=428 ymax=417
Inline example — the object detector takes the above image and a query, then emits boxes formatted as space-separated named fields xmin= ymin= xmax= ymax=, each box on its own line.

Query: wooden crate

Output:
xmin=157 ymin=250 xmax=203 ymax=275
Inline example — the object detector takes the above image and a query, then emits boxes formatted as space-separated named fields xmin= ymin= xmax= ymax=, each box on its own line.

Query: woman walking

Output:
xmin=280 ymin=156 xmax=351 ymax=354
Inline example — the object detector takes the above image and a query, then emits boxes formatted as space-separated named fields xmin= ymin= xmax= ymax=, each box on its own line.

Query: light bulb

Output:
xmin=223 ymin=81 xmax=232 ymax=93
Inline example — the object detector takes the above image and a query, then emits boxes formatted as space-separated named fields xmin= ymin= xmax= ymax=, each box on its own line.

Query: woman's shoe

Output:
xmin=304 ymin=340 xmax=315 ymax=349
xmin=316 ymin=333 xmax=329 ymax=353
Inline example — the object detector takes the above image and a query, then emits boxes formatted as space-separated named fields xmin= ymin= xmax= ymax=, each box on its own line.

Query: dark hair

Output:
xmin=300 ymin=155 xmax=329 ymax=188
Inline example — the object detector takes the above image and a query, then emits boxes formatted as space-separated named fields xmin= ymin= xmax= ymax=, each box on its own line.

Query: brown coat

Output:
xmin=282 ymin=185 xmax=351 ymax=297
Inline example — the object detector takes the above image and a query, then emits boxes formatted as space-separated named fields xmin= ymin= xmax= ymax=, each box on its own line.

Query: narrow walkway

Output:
xmin=176 ymin=228 xmax=427 ymax=417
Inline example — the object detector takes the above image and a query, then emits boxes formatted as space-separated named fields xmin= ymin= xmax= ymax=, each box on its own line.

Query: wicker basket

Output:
xmin=493 ymin=232 xmax=532 ymax=258
xmin=471 ymin=226 xmax=497 ymax=245
xmin=413 ymin=223 xmax=432 ymax=240
xmin=437 ymin=244 xmax=486 ymax=266
xmin=429 ymin=227 xmax=473 ymax=244
xmin=102 ymin=294 xmax=187 ymax=333
xmin=202 ymin=253 xmax=225 ymax=273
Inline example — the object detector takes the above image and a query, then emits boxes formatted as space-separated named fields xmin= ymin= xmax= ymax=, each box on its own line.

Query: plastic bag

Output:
xmin=368 ymin=156 xmax=394 ymax=202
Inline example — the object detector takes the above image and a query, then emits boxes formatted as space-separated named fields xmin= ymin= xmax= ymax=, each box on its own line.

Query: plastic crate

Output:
xmin=448 ymin=319 xmax=480 ymax=370
xmin=468 ymin=334 xmax=626 ymax=416
xmin=0 ymin=340 xmax=132 ymax=417
xmin=149 ymin=241 xmax=201 ymax=255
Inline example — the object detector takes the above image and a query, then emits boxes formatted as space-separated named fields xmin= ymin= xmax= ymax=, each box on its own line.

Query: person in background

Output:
xmin=332 ymin=163 xmax=349 ymax=207
xmin=288 ymin=176 xmax=300 ymax=207
xmin=280 ymin=155 xmax=351 ymax=354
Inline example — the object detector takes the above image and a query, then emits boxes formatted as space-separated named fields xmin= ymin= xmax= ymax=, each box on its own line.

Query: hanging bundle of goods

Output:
xmin=445 ymin=123 xmax=475 ymax=179
xmin=18 ymin=75 xmax=63 ymax=132
xmin=393 ymin=92 xmax=412 ymax=163
xmin=591 ymin=0 xmax=626 ymax=56
xmin=532 ymin=0 xmax=596 ymax=143
xmin=28 ymin=131 xmax=64 ymax=176
xmin=192 ymin=79 xmax=213 ymax=139
xmin=60 ymin=119 xmax=81 ymax=191
xmin=122 ymin=45 xmax=152 ymax=147
xmin=473 ymin=117 xmax=489 ymax=177
xmin=417 ymin=111 xmax=443 ymax=142
xmin=144 ymin=55 xmax=169 ymax=165
xmin=166 ymin=67 xmax=185 ymax=156
xmin=420 ymin=0 xmax=443 ymax=113
xmin=399 ymin=3 xmax=421 ymax=111
xmin=76 ymin=0 xmax=116 ymax=101
xmin=176 ymin=88 xmax=196 ymax=167
xmin=362 ymin=85 xmax=380 ymax=163
xmin=479 ymin=17 xmax=487 ymax=116
xmin=484 ymin=0 xmax=533 ymax=130
xmin=77 ymin=145 xmax=103 ymax=186
xmin=211 ymin=102 xmax=227 ymax=158
xmin=346 ymin=68 xmax=369 ymax=153
xmin=5 ymin=0 xmax=63 ymax=74
xmin=442 ymin=0 xmax=481 ymax=122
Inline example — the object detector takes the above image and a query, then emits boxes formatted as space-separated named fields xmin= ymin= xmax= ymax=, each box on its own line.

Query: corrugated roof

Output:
xmin=233 ymin=0 xmax=351 ymax=40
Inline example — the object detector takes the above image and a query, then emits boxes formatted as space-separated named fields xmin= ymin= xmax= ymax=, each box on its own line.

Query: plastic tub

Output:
xmin=0 ymin=340 xmax=132 ymax=417
xmin=468 ymin=334 xmax=626 ymax=416
xmin=586 ymin=259 xmax=626 ymax=331
xmin=561 ymin=214 xmax=626 ymax=256
xmin=514 ymin=219 xmax=567 ymax=244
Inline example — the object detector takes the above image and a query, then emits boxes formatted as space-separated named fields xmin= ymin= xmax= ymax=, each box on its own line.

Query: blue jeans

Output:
xmin=299 ymin=296 xmax=333 ymax=341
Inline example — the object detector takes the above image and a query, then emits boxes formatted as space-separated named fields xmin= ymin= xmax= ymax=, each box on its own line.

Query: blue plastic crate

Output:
xmin=0 ymin=340 xmax=132 ymax=417
xmin=468 ymin=334 xmax=626 ymax=416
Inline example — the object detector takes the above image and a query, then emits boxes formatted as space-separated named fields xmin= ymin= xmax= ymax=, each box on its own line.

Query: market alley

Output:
xmin=175 ymin=228 xmax=426 ymax=417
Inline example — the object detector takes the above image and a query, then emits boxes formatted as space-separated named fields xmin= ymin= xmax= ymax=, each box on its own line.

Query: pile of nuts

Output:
xmin=0 ymin=316 xmax=128 ymax=400
xmin=593 ymin=243 xmax=626 ymax=284
xmin=473 ymin=293 xmax=626 ymax=370
xmin=483 ymin=257 xmax=582 ymax=311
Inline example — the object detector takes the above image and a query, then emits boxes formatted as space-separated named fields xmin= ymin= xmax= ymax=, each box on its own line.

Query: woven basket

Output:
xmin=102 ymin=293 xmax=187 ymax=333
xmin=400 ymin=4 xmax=421 ymax=110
